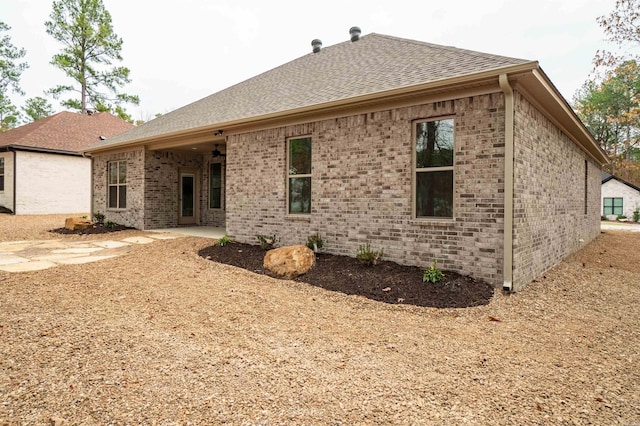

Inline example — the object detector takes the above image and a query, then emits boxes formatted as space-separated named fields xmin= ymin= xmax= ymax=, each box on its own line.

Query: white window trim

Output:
xmin=107 ymin=160 xmax=127 ymax=210
xmin=412 ymin=116 xmax=456 ymax=221
xmin=286 ymin=135 xmax=312 ymax=216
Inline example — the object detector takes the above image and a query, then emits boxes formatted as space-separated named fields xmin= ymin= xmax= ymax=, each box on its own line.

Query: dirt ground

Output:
xmin=1 ymin=214 xmax=639 ymax=425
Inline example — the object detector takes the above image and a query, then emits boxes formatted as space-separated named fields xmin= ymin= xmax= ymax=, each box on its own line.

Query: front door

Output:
xmin=179 ymin=169 xmax=198 ymax=225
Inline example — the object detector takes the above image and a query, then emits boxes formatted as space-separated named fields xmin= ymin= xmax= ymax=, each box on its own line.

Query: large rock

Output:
xmin=64 ymin=217 xmax=93 ymax=230
xmin=263 ymin=245 xmax=316 ymax=279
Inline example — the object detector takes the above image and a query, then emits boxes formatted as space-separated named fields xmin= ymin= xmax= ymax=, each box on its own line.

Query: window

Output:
xmin=603 ymin=197 xmax=623 ymax=216
xmin=108 ymin=161 xmax=127 ymax=209
xmin=209 ymin=163 xmax=222 ymax=209
xmin=0 ymin=158 xmax=4 ymax=191
xmin=287 ymin=136 xmax=312 ymax=214
xmin=414 ymin=118 xmax=454 ymax=218
xmin=584 ymin=160 xmax=588 ymax=215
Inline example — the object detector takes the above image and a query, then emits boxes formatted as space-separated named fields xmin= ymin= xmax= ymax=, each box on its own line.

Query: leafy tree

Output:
xmin=575 ymin=60 xmax=640 ymax=185
xmin=44 ymin=0 xmax=139 ymax=119
xmin=0 ymin=94 xmax=21 ymax=132
xmin=22 ymin=96 xmax=54 ymax=123
xmin=594 ymin=0 xmax=640 ymax=69
xmin=0 ymin=21 xmax=29 ymax=97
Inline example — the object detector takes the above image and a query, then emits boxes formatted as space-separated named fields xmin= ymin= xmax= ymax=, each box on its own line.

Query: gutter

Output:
xmin=499 ymin=74 xmax=514 ymax=292
xmin=13 ymin=149 xmax=17 ymax=214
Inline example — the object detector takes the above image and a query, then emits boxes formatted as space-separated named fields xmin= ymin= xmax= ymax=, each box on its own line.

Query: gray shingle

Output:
xmin=90 ymin=33 xmax=529 ymax=149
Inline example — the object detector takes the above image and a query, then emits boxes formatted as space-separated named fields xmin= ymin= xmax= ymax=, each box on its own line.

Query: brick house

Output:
xmin=84 ymin=30 xmax=608 ymax=291
xmin=601 ymin=172 xmax=640 ymax=220
xmin=0 ymin=111 xmax=133 ymax=214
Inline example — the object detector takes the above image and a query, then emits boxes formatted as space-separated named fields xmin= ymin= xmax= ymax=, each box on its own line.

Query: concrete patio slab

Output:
xmin=0 ymin=260 xmax=57 ymax=272
xmin=0 ymin=242 xmax=33 ymax=252
xmin=146 ymin=234 xmax=179 ymax=240
xmin=149 ymin=227 xmax=225 ymax=239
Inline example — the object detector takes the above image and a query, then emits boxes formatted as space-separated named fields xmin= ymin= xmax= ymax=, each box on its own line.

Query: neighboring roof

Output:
xmin=0 ymin=111 xmax=134 ymax=153
xmin=88 ymin=33 xmax=531 ymax=150
xmin=602 ymin=172 xmax=640 ymax=192
xmin=85 ymin=32 xmax=608 ymax=166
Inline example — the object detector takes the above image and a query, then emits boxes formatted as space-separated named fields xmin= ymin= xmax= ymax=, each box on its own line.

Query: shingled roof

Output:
xmin=87 ymin=33 xmax=532 ymax=150
xmin=0 ymin=111 xmax=134 ymax=153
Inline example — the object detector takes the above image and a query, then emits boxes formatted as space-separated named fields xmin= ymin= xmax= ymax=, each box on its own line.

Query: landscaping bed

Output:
xmin=198 ymin=242 xmax=495 ymax=308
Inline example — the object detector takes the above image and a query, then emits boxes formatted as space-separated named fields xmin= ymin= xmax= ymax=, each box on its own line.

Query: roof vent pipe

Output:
xmin=349 ymin=26 xmax=361 ymax=42
xmin=311 ymin=39 xmax=322 ymax=53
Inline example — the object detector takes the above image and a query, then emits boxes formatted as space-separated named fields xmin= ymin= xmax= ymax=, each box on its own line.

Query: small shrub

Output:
xmin=257 ymin=234 xmax=279 ymax=250
xmin=356 ymin=243 xmax=384 ymax=266
xmin=617 ymin=214 xmax=628 ymax=221
xmin=634 ymin=209 xmax=640 ymax=222
xmin=306 ymin=233 xmax=324 ymax=252
xmin=104 ymin=220 xmax=117 ymax=229
xmin=423 ymin=259 xmax=445 ymax=283
xmin=93 ymin=212 xmax=105 ymax=224
xmin=217 ymin=234 xmax=232 ymax=247
xmin=601 ymin=215 xmax=608 ymax=221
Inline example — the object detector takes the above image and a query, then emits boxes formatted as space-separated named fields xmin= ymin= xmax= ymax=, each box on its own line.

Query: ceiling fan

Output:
xmin=211 ymin=144 xmax=226 ymax=158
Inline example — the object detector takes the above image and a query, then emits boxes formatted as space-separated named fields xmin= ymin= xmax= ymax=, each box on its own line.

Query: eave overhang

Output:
xmin=85 ymin=60 xmax=608 ymax=167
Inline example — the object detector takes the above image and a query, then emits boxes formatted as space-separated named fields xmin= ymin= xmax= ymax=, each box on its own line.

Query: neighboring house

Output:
xmin=84 ymin=30 xmax=608 ymax=291
xmin=0 ymin=111 xmax=133 ymax=215
xmin=601 ymin=172 xmax=640 ymax=220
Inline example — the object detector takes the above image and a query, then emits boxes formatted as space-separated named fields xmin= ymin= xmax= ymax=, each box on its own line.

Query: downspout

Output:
xmin=12 ymin=149 xmax=17 ymax=214
xmin=499 ymin=74 xmax=514 ymax=292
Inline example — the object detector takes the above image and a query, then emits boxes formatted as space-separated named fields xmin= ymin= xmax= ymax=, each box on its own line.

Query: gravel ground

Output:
xmin=1 ymin=214 xmax=639 ymax=425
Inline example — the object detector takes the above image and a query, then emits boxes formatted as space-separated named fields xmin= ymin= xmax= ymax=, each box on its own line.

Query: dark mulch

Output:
xmin=50 ymin=223 xmax=135 ymax=235
xmin=198 ymin=242 xmax=495 ymax=308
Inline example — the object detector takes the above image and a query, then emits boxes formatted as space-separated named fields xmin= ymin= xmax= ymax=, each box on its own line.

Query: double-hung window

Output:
xmin=414 ymin=118 xmax=454 ymax=219
xmin=0 ymin=158 xmax=4 ymax=191
xmin=287 ymin=137 xmax=312 ymax=214
xmin=108 ymin=161 xmax=127 ymax=209
xmin=603 ymin=197 xmax=623 ymax=216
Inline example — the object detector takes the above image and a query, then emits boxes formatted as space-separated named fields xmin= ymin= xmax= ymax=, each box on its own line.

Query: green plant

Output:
xmin=617 ymin=214 xmax=627 ymax=221
xmin=423 ymin=259 xmax=445 ymax=283
xmin=257 ymin=234 xmax=279 ymax=250
xmin=356 ymin=243 xmax=384 ymax=266
xmin=93 ymin=212 xmax=105 ymax=224
xmin=217 ymin=234 xmax=232 ymax=247
xmin=601 ymin=215 xmax=608 ymax=221
xmin=104 ymin=219 xmax=117 ymax=229
xmin=634 ymin=209 xmax=640 ymax=223
xmin=306 ymin=233 xmax=324 ymax=252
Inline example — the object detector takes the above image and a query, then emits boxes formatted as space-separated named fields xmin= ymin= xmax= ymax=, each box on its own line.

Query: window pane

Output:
xmin=613 ymin=198 xmax=623 ymax=207
xmin=181 ymin=176 xmax=194 ymax=217
xmin=109 ymin=186 xmax=118 ymax=208
xmin=119 ymin=186 xmax=127 ymax=209
xmin=416 ymin=170 xmax=453 ymax=218
xmin=604 ymin=198 xmax=613 ymax=208
xmin=416 ymin=119 xmax=454 ymax=168
xmin=0 ymin=175 xmax=4 ymax=192
xmin=0 ymin=157 xmax=4 ymax=174
xmin=209 ymin=163 xmax=222 ymax=209
xmin=289 ymin=176 xmax=311 ymax=214
xmin=119 ymin=162 xmax=127 ymax=184
xmin=108 ymin=162 xmax=118 ymax=185
xmin=289 ymin=137 xmax=311 ymax=175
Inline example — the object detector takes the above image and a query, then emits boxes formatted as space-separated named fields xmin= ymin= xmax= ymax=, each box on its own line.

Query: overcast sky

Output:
xmin=1 ymin=0 xmax=620 ymax=122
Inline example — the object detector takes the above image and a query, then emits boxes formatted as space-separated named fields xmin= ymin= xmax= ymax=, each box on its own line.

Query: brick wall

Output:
xmin=227 ymin=93 xmax=507 ymax=286
xmin=512 ymin=92 xmax=601 ymax=290
xmin=92 ymin=148 xmax=145 ymax=229
xmin=601 ymin=179 xmax=640 ymax=220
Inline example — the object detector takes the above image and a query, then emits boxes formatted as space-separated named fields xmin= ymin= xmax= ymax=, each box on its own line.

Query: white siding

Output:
xmin=601 ymin=179 xmax=640 ymax=220
xmin=14 ymin=151 xmax=91 ymax=215
xmin=0 ymin=152 xmax=14 ymax=211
